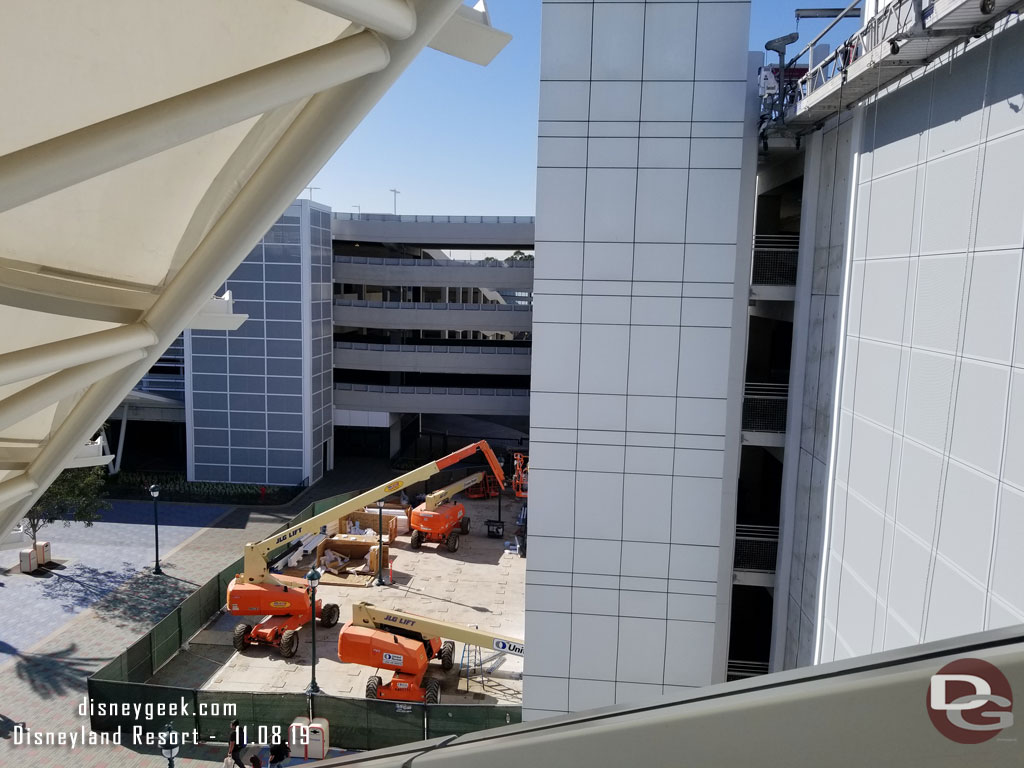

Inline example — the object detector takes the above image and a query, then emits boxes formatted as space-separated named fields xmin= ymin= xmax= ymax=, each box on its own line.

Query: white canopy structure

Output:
xmin=0 ymin=0 xmax=510 ymax=539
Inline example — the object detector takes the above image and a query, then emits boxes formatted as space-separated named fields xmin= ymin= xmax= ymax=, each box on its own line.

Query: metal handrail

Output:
xmin=334 ymin=254 xmax=534 ymax=269
xmin=753 ymin=234 xmax=800 ymax=247
xmin=793 ymin=0 xmax=914 ymax=107
xmin=736 ymin=524 xmax=780 ymax=540
xmin=334 ymin=382 xmax=530 ymax=396
xmin=785 ymin=0 xmax=863 ymax=70
xmin=331 ymin=213 xmax=536 ymax=224
xmin=334 ymin=299 xmax=531 ymax=312
xmin=744 ymin=382 xmax=789 ymax=398
xmin=334 ymin=342 xmax=530 ymax=355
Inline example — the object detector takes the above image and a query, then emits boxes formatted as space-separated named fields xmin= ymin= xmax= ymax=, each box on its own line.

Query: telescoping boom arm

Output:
xmin=351 ymin=602 xmax=524 ymax=656
xmin=236 ymin=441 xmax=506 ymax=586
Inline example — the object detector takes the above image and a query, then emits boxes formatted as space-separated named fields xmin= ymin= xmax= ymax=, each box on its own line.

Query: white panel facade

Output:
xmin=526 ymin=0 xmax=755 ymax=719
xmin=817 ymin=23 xmax=1024 ymax=663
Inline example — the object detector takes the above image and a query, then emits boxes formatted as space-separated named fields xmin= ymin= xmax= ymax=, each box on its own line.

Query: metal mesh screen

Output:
xmin=751 ymin=248 xmax=798 ymax=285
xmin=733 ymin=538 xmax=779 ymax=571
xmin=741 ymin=397 xmax=788 ymax=432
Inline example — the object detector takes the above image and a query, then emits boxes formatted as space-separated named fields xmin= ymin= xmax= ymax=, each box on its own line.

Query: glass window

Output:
xmin=231 ymin=430 xmax=267 ymax=448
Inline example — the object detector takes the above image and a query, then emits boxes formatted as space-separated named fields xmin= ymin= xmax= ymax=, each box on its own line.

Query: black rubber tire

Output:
xmin=232 ymin=623 xmax=252 ymax=652
xmin=446 ymin=532 xmax=460 ymax=553
xmin=320 ymin=602 xmax=340 ymax=628
xmin=366 ymin=676 xmax=382 ymax=699
xmin=460 ymin=516 xmax=471 ymax=535
xmin=424 ymin=678 xmax=441 ymax=705
xmin=439 ymin=641 xmax=455 ymax=672
xmin=279 ymin=629 xmax=298 ymax=658
xmin=410 ymin=530 xmax=423 ymax=549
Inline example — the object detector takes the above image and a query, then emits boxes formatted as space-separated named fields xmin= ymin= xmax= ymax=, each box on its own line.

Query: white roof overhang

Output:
xmin=0 ymin=0 xmax=510 ymax=536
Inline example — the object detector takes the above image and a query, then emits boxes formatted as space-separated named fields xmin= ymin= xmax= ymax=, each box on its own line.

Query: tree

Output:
xmin=23 ymin=466 xmax=109 ymax=544
xmin=505 ymin=250 xmax=534 ymax=263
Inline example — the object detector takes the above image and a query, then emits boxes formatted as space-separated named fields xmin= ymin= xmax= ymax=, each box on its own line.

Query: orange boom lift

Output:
xmin=338 ymin=601 xmax=525 ymax=704
xmin=226 ymin=441 xmax=504 ymax=656
xmin=408 ymin=442 xmax=505 ymax=553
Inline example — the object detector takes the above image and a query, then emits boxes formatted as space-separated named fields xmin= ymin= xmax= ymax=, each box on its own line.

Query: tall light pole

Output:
xmin=376 ymin=501 xmax=387 ymax=586
xmin=305 ymin=568 xmax=321 ymax=695
xmin=149 ymin=484 xmax=162 ymax=575
xmin=389 ymin=188 xmax=400 ymax=215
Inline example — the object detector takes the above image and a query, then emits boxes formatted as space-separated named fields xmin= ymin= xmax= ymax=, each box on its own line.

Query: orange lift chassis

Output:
xmin=226 ymin=441 xmax=505 ymax=656
xmin=338 ymin=601 xmax=525 ymax=704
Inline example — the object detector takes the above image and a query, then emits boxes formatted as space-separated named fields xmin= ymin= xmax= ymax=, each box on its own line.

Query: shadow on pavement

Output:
xmin=13 ymin=643 xmax=109 ymax=699
xmin=88 ymin=569 xmax=195 ymax=631
xmin=41 ymin=562 xmax=138 ymax=614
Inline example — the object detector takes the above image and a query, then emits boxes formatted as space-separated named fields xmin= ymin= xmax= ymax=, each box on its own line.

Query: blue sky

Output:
xmin=309 ymin=1 xmax=861 ymax=217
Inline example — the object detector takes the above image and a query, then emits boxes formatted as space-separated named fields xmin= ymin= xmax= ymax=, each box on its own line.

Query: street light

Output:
xmin=305 ymin=567 xmax=321 ymax=695
xmin=376 ymin=501 xmax=387 ymax=586
xmin=160 ymin=722 xmax=179 ymax=767
xmin=149 ymin=484 xmax=162 ymax=575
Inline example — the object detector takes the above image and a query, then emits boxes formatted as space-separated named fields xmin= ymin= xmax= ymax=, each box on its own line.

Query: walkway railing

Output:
xmin=335 ymin=341 xmax=530 ymax=355
xmin=726 ymin=659 xmax=771 ymax=679
xmin=335 ymin=254 xmax=533 ymax=269
xmin=334 ymin=298 xmax=532 ymax=312
xmin=332 ymin=213 xmax=535 ymax=224
xmin=334 ymin=382 xmax=530 ymax=397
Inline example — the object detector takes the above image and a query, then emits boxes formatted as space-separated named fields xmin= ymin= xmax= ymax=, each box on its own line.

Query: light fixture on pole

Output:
xmin=352 ymin=204 xmax=361 ymax=220
xmin=389 ymin=188 xmax=400 ymax=215
xmin=149 ymin=484 xmax=163 ymax=575
xmin=376 ymin=501 xmax=387 ymax=586
xmin=160 ymin=722 xmax=179 ymax=767
xmin=305 ymin=567 xmax=321 ymax=695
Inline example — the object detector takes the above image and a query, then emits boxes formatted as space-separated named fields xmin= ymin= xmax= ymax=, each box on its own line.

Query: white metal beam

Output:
xmin=0 ymin=350 xmax=146 ymax=434
xmin=0 ymin=0 xmax=466 ymax=544
xmin=0 ymin=32 xmax=389 ymax=214
xmin=0 ymin=475 xmax=37 ymax=507
xmin=0 ymin=324 xmax=157 ymax=387
xmin=295 ymin=0 xmax=416 ymax=39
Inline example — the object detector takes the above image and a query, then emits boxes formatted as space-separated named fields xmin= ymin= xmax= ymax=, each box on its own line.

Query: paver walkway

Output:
xmin=0 ymin=458 xmax=395 ymax=767
xmin=0 ymin=501 xmax=231 ymax=661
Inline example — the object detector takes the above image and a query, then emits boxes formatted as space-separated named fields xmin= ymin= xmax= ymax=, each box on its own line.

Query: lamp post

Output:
xmin=305 ymin=568 xmax=321 ymax=695
xmin=149 ymin=484 xmax=162 ymax=575
xmin=376 ymin=501 xmax=387 ymax=586
xmin=160 ymin=722 xmax=179 ymax=767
